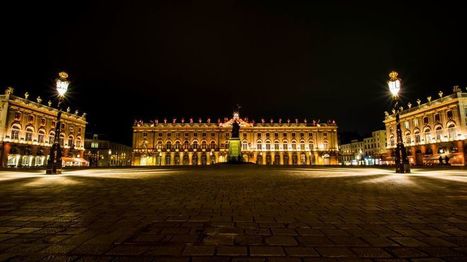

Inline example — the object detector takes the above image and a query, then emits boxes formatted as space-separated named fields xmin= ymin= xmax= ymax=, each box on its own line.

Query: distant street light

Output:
xmin=46 ymin=72 xmax=70 ymax=174
xmin=388 ymin=71 xmax=411 ymax=173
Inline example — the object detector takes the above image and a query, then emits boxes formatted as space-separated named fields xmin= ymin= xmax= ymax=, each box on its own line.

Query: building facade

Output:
xmin=133 ymin=113 xmax=338 ymax=166
xmin=0 ymin=88 xmax=87 ymax=167
xmin=339 ymin=130 xmax=387 ymax=165
xmin=384 ymin=86 xmax=467 ymax=166
xmin=84 ymin=134 xmax=132 ymax=167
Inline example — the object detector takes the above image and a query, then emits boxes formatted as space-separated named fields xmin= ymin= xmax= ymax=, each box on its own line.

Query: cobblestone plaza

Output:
xmin=1 ymin=166 xmax=467 ymax=261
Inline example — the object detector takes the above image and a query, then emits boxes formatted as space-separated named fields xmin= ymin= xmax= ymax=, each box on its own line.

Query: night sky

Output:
xmin=1 ymin=1 xmax=466 ymax=145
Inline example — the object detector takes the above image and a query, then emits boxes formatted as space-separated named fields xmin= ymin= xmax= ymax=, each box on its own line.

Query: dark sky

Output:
xmin=1 ymin=1 xmax=466 ymax=145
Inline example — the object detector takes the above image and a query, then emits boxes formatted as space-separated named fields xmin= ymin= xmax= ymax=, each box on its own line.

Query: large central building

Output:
xmin=132 ymin=112 xmax=338 ymax=166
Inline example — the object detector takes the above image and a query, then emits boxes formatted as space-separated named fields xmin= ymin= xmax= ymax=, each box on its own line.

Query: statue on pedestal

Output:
xmin=232 ymin=120 xmax=240 ymax=138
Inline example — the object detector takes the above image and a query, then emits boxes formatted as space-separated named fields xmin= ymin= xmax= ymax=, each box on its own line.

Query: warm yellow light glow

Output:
xmin=388 ymin=71 xmax=401 ymax=97
xmin=56 ymin=71 xmax=69 ymax=97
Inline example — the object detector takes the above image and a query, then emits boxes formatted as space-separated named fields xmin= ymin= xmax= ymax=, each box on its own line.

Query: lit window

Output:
xmin=38 ymin=130 xmax=45 ymax=143
xmin=11 ymin=126 xmax=20 ymax=140
xmin=25 ymin=127 xmax=33 ymax=142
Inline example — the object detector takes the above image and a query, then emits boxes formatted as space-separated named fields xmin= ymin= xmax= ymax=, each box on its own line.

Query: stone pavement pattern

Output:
xmin=0 ymin=166 xmax=467 ymax=261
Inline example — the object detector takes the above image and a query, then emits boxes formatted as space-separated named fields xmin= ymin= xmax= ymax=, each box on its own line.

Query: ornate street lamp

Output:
xmin=46 ymin=72 xmax=70 ymax=174
xmin=388 ymin=71 xmax=411 ymax=173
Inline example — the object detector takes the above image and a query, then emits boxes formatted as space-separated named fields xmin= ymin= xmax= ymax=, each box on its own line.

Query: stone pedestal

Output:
xmin=228 ymin=138 xmax=242 ymax=163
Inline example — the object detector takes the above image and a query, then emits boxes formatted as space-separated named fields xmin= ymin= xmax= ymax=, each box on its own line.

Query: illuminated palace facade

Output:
xmin=0 ymin=88 xmax=87 ymax=167
xmin=384 ymin=86 xmax=467 ymax=166
xmin=132 ymin=113 xmax=338 ymax=166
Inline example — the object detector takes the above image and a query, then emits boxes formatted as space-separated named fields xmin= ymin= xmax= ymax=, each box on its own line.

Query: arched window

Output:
xmin=447 ymin=122 xmax=456 ymax=140
xmin=166 ymin=141 xmax=172 ymax=150
xmin=201 ymin=141 xmax=207 ymax=149
xmin=183 ymin=140 xmax=190 ymax=150
xmin=242 ymin=141 xmax=248 ymax=150
xmin=38 ymin=129 xmax=46 ymax=144
xmin=59 ymin=133 xmax=65 ymax=146
xmin=265 ymin=140 xmax=271 ymax=150
xmin=283 ymin=140 xmax=288 ymax=151
xmin=68 ymin=135 xmax=74 ymax=147
xmin=192 ymin=141 xmax=198 ymax=150
xmin=414 ymin=129 xmax=420 ymax=144
xmin=435 ymin=125 xmax=443 ymax=141
xmin=309 ymin=140 xmax=314 ymax=150
xmin=404 ymin=131 xmax=411 ymax=145
xmin=291 ymin=140 xmax=297 ymax=150
xmin=175 ymin=141 xmax=181 ymax=150
xmin=156 ymin=141 xmax=163 ymax=150
xmin=300 ymin=140 xmax=305 ymax=151
xmin=390 ymin=135 xmax=395 ymax=147
xmin=424 ymin=127 xmax=432 ymax=143
xmin=11 ymin=125 xmax=20 ymax=140
xmin=323 ymin=140 xmax=328 ymax=149
xmin=76 ymin=137 xmax=82 ymax=148
xmin=25 ymin=126 xmax=34 ymax=142
xmin=256 ymin=140 xmax=262 ymax=150
xmin=210 ymin=141 xmax=216 ymax=150
xmin=49 ymin=131 xmax=55 ymax=144
xmin=274 ymin=140 xmax=280 ymax=151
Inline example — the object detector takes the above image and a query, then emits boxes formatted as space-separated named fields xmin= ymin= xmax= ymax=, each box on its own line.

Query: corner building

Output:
xmin=133 ymin=113 xmax=338 ymax=166
xmin=0 ymin=89 xmax=87 ymax=167
xmin=384 ymin=86 xmax=467 ymax=166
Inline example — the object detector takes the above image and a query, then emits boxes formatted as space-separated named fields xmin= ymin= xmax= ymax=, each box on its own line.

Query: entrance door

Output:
xmin=192 ymin=154 xmax=198 ymax=165
xmin=274 ymin=154 xmax=280 ymax=165
xmin=256 ymin=155 xmax=263 ymax=165
xmin=292 ymin=153 xmax=298 ymax=165
xmin=300 ymin=153 xmax=306 ymax=165
xmin=174 ymin=153 xmax=180 ymax=165
xmin=201 ymin=153 xmax=207 ymax=165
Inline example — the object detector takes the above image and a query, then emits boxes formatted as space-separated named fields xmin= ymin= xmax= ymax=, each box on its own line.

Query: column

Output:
xmin=161 ymin=152 xmax=166 ymax=166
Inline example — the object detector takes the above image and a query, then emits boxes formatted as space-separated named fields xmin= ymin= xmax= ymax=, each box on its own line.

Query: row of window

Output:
xmin=10 ymin=126 xmax=82 ymax=147
xmin=14 ymin=112 xmax=82 ymax=134
xmin=403 ymin=110 xmax=454 ymax=130
xmin=142 ymin=131 xmax=331 ymax=139
xmin=149 ymin=140 xmax=331 ymax=151
xmin=390 ymin=127 xmax=458 ymax=146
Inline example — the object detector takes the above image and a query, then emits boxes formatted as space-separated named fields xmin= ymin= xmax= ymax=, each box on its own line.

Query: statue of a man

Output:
xmin=232 ymin=121 xmax=240 ymax=138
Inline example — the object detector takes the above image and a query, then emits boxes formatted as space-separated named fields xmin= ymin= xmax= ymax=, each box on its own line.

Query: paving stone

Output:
xmin=249 ymin=246 xmax=285 ymax=256
xmin=1 ymin=167 xmax=467 ymax=260
xmin=351 ymin=247 xmax=392 ymax=258
xmin=183 ymin=245 xmax=216 ymax=256
xmin=265 ymin=236 xmax=298 ymax=246
xmin=316 ymin=247 xmax=355 ymax=257
xmin=387 ymin=247 xmax=428 ymax=258
xmin=216 ymin=245 xmax=248 ymax=256
xmin=285 ymin=247 xmax=319 ymax=257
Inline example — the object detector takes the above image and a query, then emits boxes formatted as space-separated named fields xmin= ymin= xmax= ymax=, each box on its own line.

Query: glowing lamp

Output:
xmin=388 ymin=71 xmax=401 ymax=97
xmin=56 ymin=72 xmax=69 ymax=98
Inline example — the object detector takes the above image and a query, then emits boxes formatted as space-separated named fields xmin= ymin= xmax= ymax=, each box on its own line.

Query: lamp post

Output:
xmin=108 ymin=149 xmax=112 ymax=167
xmin=46 ymin=72 xmax=69 ymax=174
xmin=388 ymin=71 xmax=411 ymax=173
